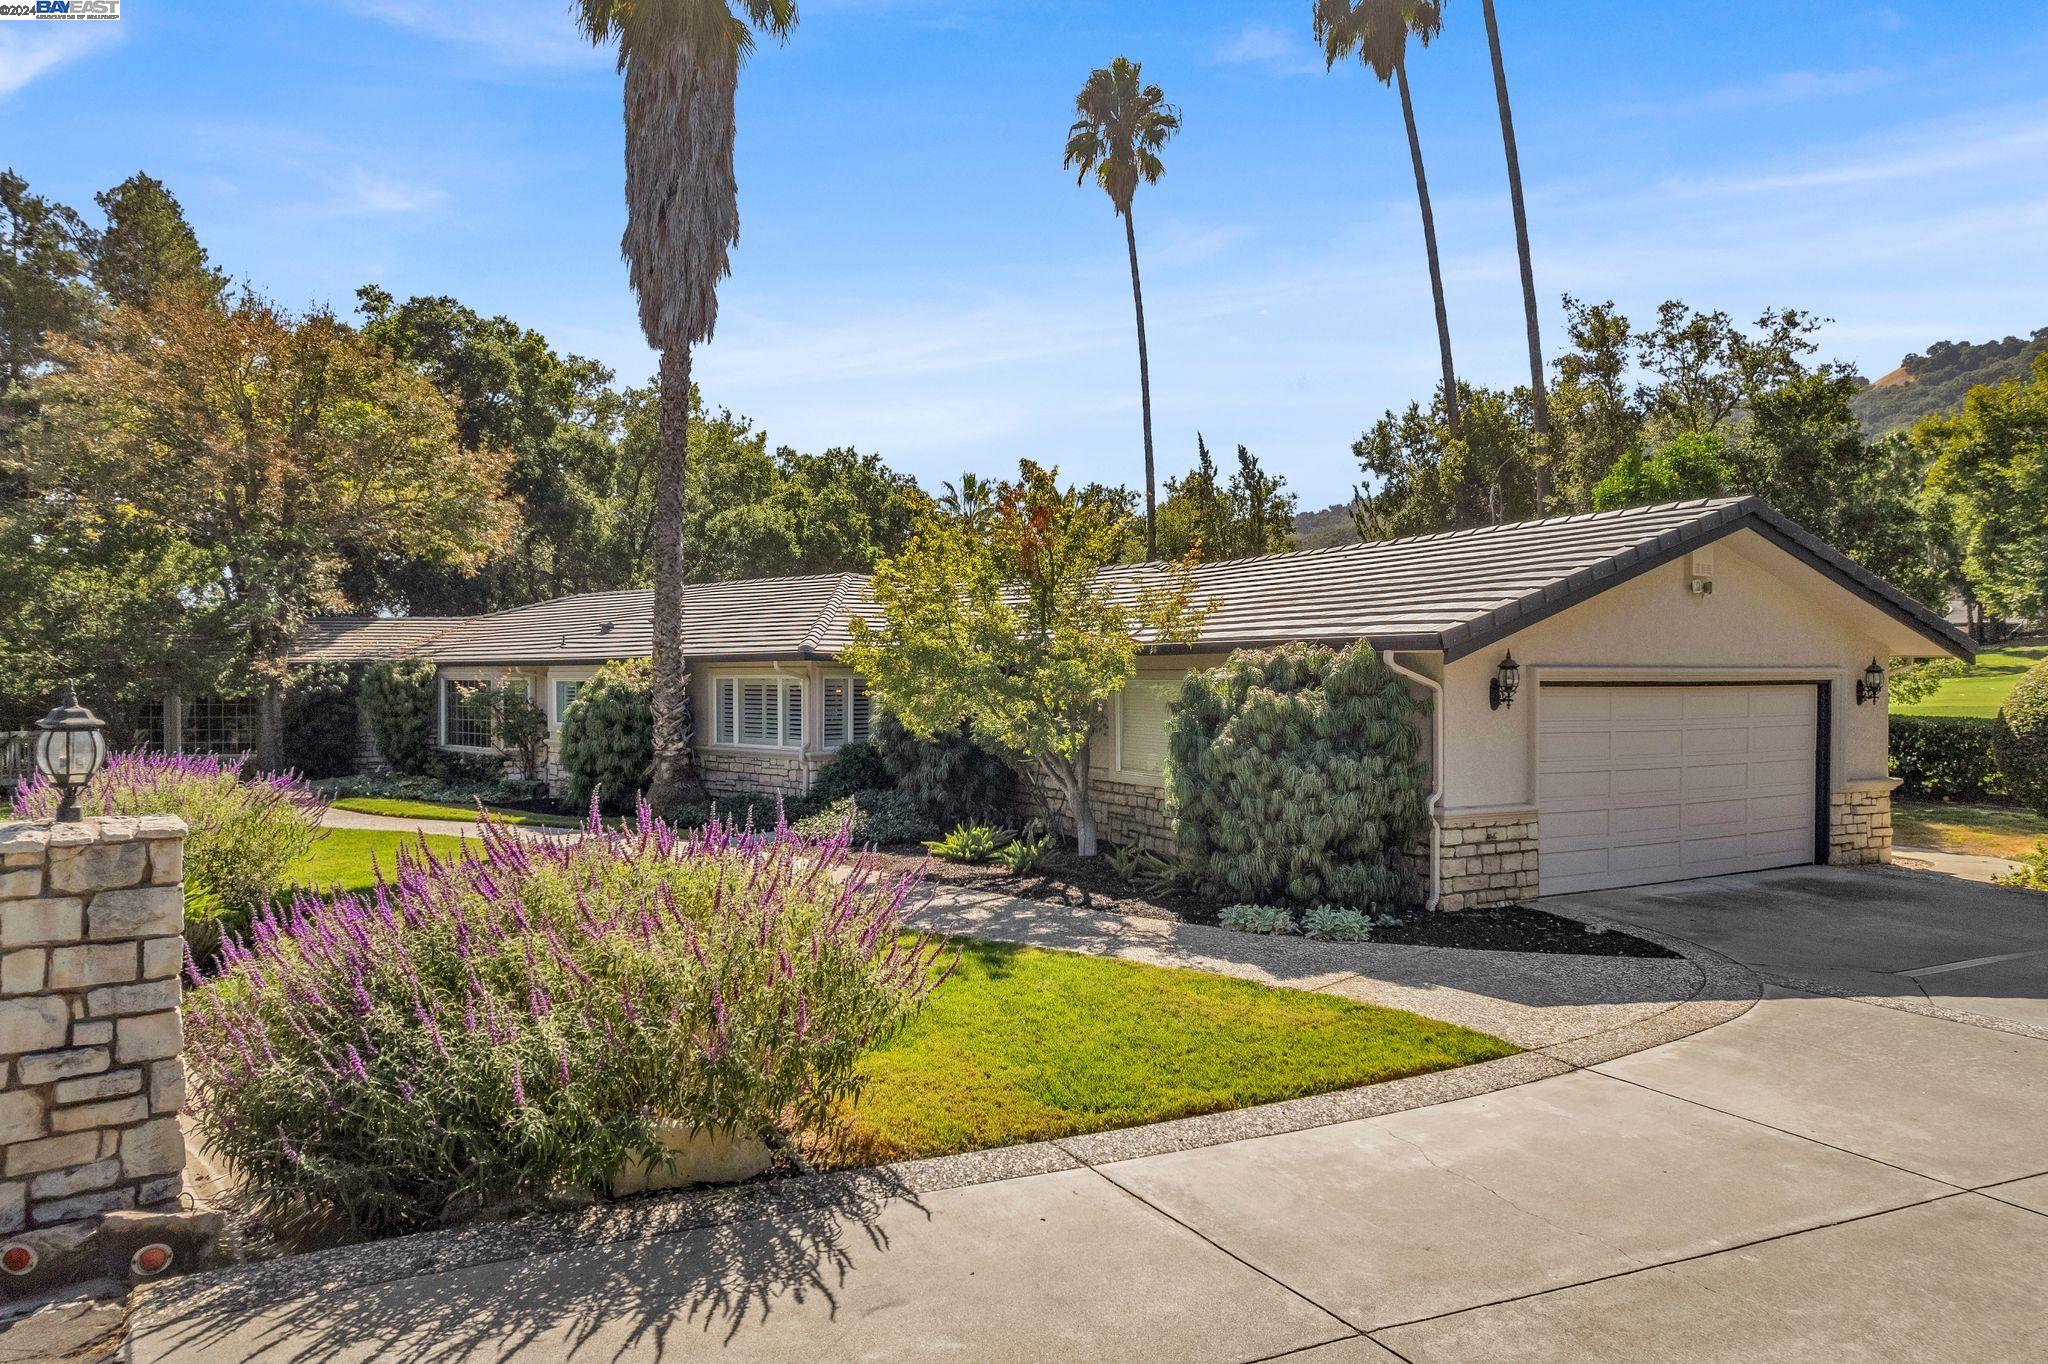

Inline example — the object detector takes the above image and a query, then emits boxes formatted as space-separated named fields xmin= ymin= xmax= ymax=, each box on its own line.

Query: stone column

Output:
xmin=0 ymin=814 xmax=216 ymax=1290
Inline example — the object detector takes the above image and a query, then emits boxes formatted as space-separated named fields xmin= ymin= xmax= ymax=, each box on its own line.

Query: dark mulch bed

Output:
xmin=872 ymin=846 xmax=1676 ymax=959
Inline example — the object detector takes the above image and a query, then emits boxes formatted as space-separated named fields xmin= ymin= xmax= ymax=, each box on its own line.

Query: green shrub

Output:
xmin=925 ymin=822 xmax=1013 ymax=863
xmin=281 ymin=665 xmax=359 ymax=779
xmin=361 ymin=661 xmax=441 ymax=776
xmin=997 ymin=823 xmax=1056 ymax=874
xmin=1168 ymin=641 xmax=1427 ymax=910
xmin=184 ymin=815 xmax=951 ymax=1232
xmin=873 ymin=710 xmax=1016 ymax=826
xmin=1219 ymin=903 xmax=1293 ymax=934
xmin=792 ymin=791 xmax=942 ymax=847
xmin=559 ymin=659 xmax=653 ymax=810
xmin=1302 ymin=907 xmax=1376 ymax=941
xmin=811 ymin=742 xmax=890 ymax=805
xmin=13 ymin=752 xmax=326 ymax=944
xmin=1995 ymin=843 xmax=2048 ymax=892
xmin=1994 ymin=660 xmax=2048 ymax=814
xmin=1890 ymin=715 xmax=2003 ymax=802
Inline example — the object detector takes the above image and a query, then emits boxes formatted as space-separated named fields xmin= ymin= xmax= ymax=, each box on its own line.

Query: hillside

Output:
xmin=1294 ymin=501 xmax=1359 ymax=550
xmin=1850 ymin=326 xmax=2047 ymax=434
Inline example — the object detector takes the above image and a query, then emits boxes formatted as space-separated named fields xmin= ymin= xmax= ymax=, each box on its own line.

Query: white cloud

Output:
xmin=1214 ymin=23 xmax=1323 ymax=77
xmin=335 ymin=0 xmax=607 ymax=69
xmin=0 ymin=22 xmax=122 ymax=98
xmin=333 ymin=166 xmax=448 ymax=217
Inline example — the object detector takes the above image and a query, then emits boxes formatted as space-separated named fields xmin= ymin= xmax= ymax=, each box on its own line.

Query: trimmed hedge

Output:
xmin=1888 ymin=714 xmax=2003 ymax=803
xmin=361 ymin=661 xmax=441 ymax=776
xmin=1994 ymin=660 xmax=2048 ymax=814
xmin=282 ymin=665 xmax=360 ymax=779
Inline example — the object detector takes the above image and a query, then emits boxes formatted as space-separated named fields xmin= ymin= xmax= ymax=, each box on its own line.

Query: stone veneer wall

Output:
xmin=1017 ymin=767 xmax=1174 ymax=855
xmin=1 ymin=816 xmax=188 ymax=1240
xmin=1436 ymin=808 xmax=1540 ymax=912
xmin=1829 ymin=781 xmax=1895 ymax=867
xmin=700 ymin=748 xmax=826 ymax=800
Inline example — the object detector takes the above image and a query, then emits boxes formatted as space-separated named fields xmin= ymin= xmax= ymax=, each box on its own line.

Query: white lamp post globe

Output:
xmin=33 ymin=684 xmax=108 ymax=823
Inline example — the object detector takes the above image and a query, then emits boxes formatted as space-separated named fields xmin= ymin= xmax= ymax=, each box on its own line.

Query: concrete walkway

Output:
xmin=321 ymin=805 xmax=579 ymax=842
xmin=127 ymin=866 xmax=2048 ymax=1362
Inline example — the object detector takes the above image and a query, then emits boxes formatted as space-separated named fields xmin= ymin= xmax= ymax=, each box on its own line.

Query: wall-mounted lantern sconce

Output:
xmin=1489 ymin=652 xmax=1522 ymax=712
xmin=1856 ymin=657 xmax=1885 ymax=706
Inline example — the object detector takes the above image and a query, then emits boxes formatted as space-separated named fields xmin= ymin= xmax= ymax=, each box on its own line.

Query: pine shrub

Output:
xmin=872 ymin=710 xmax=1016 ymax=825
xmin=558 ymin=659 xmax=653 ymax=810
xmin=1168 ymin=641 xmax=1427 ymax=910
xmin=361 ymin=662 xmax=441 ymax=776
xmin=1995 ymin=659 xmax=2048 ymax=814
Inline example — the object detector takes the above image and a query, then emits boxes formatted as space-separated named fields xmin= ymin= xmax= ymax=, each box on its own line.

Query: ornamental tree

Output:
xmin=845 ymin=460 xmax=1209 ymax=855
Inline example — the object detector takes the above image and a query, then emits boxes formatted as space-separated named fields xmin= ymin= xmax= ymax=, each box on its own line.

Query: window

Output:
xmin=821 ymin=676 xmax=873 ymax=749
xmin=714 ymin=676 xmax=804 ymax=749
xmin=553 ymin=679 xmax=584 ymax=726
xmin=442 ymin=679 xmax=494 ymax=749
xmin=182 ymin=695 xmax=259 ymax=757
xmin=1116 ymin=676 xmax=1179 ymax=777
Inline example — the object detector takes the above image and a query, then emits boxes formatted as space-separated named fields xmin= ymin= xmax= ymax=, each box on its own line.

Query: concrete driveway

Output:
xmin=127 ymin=866 xmax=2048 ymax=1363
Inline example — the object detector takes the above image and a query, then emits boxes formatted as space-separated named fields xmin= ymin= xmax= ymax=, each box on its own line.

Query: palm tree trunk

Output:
xmin=1396 ymin=60 xmax=1459 ymax=440
xmin=1124 ymin=208 xmax=1158 ymax=560
xmin=646 ymin=344 xmax=705 ymax=812
xmin=1484 ymin=0 xmax=1551 ymax=511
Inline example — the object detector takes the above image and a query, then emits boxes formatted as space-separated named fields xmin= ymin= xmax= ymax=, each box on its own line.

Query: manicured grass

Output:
xmin=330 ymin=796 xmax=583 ymax=828
xmin=1894 ymin=799 xmax=2048 ymax=860
xmin=830 ymin=939 xmax=1518 ymax=1165
xmin=287 ymin=827 xmax=476 ymax=896
xmin=1892 ymin=646 xmax=2048 ymax=719
xmin=281 ymin=829 xmax=1518 ymax=1165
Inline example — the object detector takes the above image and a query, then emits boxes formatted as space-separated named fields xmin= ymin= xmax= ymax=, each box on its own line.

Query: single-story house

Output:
xmin=291 ymin=497 xmax=1973 ymax=910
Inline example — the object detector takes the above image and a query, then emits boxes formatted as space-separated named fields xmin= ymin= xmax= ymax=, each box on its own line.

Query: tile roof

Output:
xmin=288 ymin=498 xmax=1973 ymax=667
xmin=289 ymin=616 xmax=470 ymax=664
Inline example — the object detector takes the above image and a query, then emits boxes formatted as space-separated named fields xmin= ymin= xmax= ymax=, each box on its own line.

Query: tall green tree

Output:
xmin=1353 ymin=382 xmax=1537 ymax=538
xmin=24 ymin=290 xmax=514 ymax=763
xmin=1157 ymin=435 xmax=1298 ymax=561
xmin=1315 ymin=0 xmax=1459 ymax=436
xmin=845 ymin=461 xmax=1207 ymax=856
xmin=574 ymin=0 xmax=797 ymax=812
xmin=90 ymin=173 xmax=222 ymax=310
xmin=0 ymin=171 xmax=95 ymax=441
xmin=1917 ymin=355 xmax=2048 ymax=623
xmin=1064 ymin=56 xmax=1181 ymax=561
xmin=1480 ymin=0 xmax=1551 ymax=507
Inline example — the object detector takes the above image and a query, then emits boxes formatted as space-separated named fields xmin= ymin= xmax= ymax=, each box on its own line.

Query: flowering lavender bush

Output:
xmin=184 ymin=803 xmax=953 ymax=1232
xmin=13 ymin=751 xmax=326 ymax=937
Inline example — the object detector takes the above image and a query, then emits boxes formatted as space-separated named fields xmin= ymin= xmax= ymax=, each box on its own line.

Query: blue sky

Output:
xmin=6 ymin=1 xmax=2046 ymax=507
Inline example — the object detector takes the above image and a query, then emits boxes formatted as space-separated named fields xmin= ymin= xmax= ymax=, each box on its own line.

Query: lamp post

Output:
xmin=34 ymin=683 xmax=108 ymax=823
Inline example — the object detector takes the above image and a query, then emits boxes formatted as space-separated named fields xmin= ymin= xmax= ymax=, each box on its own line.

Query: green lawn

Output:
xmin=831 ymin=939 xmax=1517 ymax=1165
xmin=1892 ymin=646 xmax=2048 ymax=719
xmin=287 ymin=826 xmax=476 ymax=896
xmin=1894 ymin=799 xmax=2048 ymax=861
xmin=280 ymin=828 xmax=1517 ymax=1165
xmin=330 ymin=796 xmax=583 ymax=829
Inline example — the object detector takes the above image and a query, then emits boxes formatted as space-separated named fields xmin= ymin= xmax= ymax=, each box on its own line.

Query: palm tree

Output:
xmin=939 ymin=470 xmax=995 ymax=525
xmin=1314 ymin=0 xmax=1460 ymax=437
xmin=575 ymin=0 xmax=795 ymax=811
xmin=1064 ymin=57 xmax=1181 ymax=561
xmin=1482 ymin=0 xmax=1551 ymax=510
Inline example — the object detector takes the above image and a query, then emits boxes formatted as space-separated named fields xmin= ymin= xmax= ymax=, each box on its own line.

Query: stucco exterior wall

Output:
xmin=1434 ymin=530 xmax=1917 ymax=816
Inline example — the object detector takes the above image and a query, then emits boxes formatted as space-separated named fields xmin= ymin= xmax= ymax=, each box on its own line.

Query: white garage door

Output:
xmin=1537 ymin=684 xmax=1817 ymax=896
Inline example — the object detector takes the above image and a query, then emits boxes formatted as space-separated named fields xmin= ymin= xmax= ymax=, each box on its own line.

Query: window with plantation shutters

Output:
xmin=822 ymin=676 xmax=874 ymax=749
xmin=715 ymin=675 xmax=803 ymax=749
xmin=1116 ymin=676 xmax=1178 ymax=776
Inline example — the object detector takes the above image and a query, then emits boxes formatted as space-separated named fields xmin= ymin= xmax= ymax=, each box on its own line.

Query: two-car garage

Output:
xmin=1535 ymin=683 xmax=1822 ymax=896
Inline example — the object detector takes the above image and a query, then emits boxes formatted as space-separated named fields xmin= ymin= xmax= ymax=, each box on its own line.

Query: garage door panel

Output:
xmin=1538 ymin=683 xmax=1816 ymax=896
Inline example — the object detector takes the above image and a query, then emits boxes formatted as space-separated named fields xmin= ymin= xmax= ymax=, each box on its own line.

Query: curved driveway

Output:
xmin=130 ymin=865 xmax=2048 ymax=1363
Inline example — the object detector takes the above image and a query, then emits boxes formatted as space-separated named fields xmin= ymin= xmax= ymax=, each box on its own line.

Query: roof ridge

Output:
xmin=800 ymin=573 xmax=867 ymax=655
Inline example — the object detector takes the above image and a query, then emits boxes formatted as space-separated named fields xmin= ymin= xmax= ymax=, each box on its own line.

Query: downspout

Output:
xmin=1381 ymin=650 xmax=1444 ymax=912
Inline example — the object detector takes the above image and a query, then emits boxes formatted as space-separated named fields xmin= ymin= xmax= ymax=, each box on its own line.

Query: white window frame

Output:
xmin=820 ymin=673 xmax=874 ymax=751
xmin=547 ymin=666 xmax=600 ymax=732
xmin=439 ymin=669 xmax=500 ymax=753
xmin=712 ymin=674 xmax=806 ymax=751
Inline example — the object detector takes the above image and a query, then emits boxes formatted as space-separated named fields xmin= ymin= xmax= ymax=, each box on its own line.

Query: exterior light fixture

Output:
xmin=34 ymin=683 xmax=107 ymax=823
xmin=1856 ymin=657 xmax=1886 ymax=706
xmin=1489 ymin=652 xmax=1522 ymax=712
